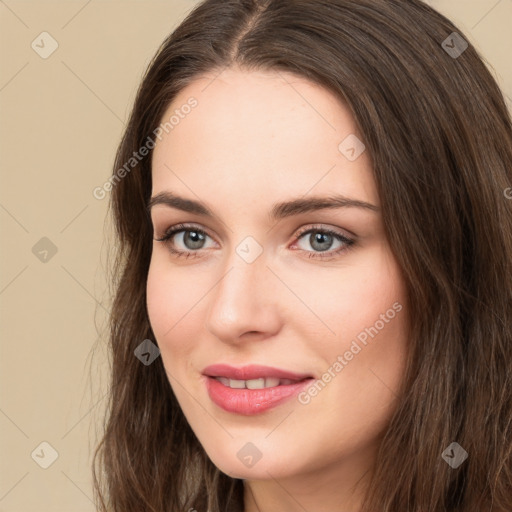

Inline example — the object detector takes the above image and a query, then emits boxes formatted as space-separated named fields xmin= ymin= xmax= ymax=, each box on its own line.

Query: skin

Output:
xmin=147 ymin=66 xmax=410 ymax=512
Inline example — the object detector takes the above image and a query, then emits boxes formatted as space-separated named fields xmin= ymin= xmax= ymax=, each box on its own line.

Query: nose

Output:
xmin=204 ymin=247 xmax=282 ymax=343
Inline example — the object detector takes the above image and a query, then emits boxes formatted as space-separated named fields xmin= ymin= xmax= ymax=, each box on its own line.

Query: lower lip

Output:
xmin=204 ymin=376 xmax=314 ymax=415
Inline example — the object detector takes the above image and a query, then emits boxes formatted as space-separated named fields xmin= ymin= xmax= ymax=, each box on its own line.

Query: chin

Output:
xmin=204 ymin=441 xmax=303 ymax=480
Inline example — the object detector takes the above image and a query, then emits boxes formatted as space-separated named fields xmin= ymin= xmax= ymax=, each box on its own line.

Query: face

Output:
xmin=147 ymin=67 xmax=409 ymax=488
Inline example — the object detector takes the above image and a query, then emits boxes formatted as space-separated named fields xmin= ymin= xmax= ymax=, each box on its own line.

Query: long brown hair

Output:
xmin=91 ymin=1 xmax=512 ymax=510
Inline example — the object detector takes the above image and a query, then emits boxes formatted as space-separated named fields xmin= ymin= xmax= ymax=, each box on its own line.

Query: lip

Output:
xmin=202 ymin=363 xmax=313 ymax=381
xmin=202 ymin=364 xmax=314 ymax=415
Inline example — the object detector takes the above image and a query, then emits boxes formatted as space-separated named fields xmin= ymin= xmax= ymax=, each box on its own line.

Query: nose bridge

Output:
xmin=204 ymin=238 xmax=279 ymax=340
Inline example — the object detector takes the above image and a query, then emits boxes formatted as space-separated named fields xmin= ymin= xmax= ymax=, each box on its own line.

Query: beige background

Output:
xmin=0 ymin=1 xmax=510 ymax=510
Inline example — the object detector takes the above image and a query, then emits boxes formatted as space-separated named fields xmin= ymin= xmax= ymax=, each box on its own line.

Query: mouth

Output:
xmin=202 ymin=363 xmax=314 ymax=382
xmin=211 ymin=376 xmax=310 ymax=389
xmin=202 ymin=364 xmax=315 ymax=415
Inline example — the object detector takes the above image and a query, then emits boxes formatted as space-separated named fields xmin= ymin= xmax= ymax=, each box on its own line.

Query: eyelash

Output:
xmin=154 ymin=223 xmax=355 ymax=261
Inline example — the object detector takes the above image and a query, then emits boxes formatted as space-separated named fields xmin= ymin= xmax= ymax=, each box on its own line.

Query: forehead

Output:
xmin=151 ymin=67 xmax=378 ymax=209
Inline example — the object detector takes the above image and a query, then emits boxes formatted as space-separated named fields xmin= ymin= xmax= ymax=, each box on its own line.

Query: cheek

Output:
xmin=146 ymin=259 xmax=173 ymax=336
xmin=288 ymin=243 xmax=406 ymax=347
xmin=300 ymin=245 xmax=409 ymax=401
xmin=329 ymin=250 xmax=408 ymax=406
xmin=339 ymin=259 xmax=406 ymax=343
xmin=146 ymin=254 xmax=213 ymax=364
xmin=146 ymin=257 xmax=194 ymax=352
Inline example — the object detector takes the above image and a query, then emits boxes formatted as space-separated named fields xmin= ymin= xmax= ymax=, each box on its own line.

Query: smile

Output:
xmin=213 ymin=377 xmax=301 ymax=389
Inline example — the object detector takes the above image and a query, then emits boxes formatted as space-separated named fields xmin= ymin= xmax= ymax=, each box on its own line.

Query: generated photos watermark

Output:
xmin=93 ymin=96 xmax=198 ymax=200
xmin=298 ymin=301 xmax=403 ymax=405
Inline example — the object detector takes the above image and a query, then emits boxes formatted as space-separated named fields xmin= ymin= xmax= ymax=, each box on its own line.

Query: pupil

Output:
xmin=185 ymin=231 xmax=204 ymax=249
xmin=311 ymin=232 xmax=332 ymax=252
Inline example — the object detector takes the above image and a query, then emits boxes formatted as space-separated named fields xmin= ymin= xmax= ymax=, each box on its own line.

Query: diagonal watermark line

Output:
xmin=163 ymin=163 xmax=233 ymax=234
xmin=61 ymin=61 xmax=124 ymax=124
xmin=163 ymin=267 xmax=234 ymax=336
xmin=0 ymin=62 xmax=29 ymax=92
xmin=60 ymin=376 xmax=126 ymax=441
xmin=0 ymin=0 xmax=29 ymax=28
xmin=368 ymin=367 xmax=399 ymax=398
xmin=472 ymin=0 xmax=502 ymax=29
xmin=61 ymin=0 xmax=93 ymax=29
xmin=61 ymin=471 xmax=95 ymax=505
xmin=265 ymin=410 xmax=294 ymax=438
xmin=301 ymin=164 xmax=337 ymax=196
xmin=0 ymin=472 xmax=29 ymax=502
xmin=163 ymin=367 xmax=235 ymax=439
xmin=265 ymin=265 xmax=336 ymax=335
xmin=0 ymin=203 xmax=29 ymax=233
xmin=0 ymin=408 xmax=29 ymax=438
xmin=276 ymin=70 xmax=336 ymax=131
xmin=244 ymin=481 xmax=261 ymax=511
xmin=265 ymin=470 xmax=311 ymax=512
xmin=61 ymin=389 xmax=108 ymax=439
xmin=0 ymin=265 xmax=28 ymax=295
xmin=0 ymin=471 xmax=30 ymax=501
xmin=200 ymin=65 xmax=228 ymax=93
xmin=60 ymin=204 xmax=89 ymax=233
xmin=60 ymin=265 xmax=109 ymax=314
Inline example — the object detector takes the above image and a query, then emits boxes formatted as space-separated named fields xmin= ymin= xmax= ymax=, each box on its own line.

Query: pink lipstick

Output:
xmin=202 ymin=364 xmax=314 ymax=415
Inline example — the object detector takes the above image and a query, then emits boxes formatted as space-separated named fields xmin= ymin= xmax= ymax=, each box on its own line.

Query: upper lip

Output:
xmin=202 ymin=364 xmax=313 ymax=381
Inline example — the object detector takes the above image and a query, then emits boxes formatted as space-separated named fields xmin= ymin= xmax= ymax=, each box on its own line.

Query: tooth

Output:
xmin=216 ymin=377 xmax=290 ymax=389
xmin=265 ymin=377 xmax=281 ymax=387
xmin=246 ymin=378 xmax=265 ymax=389
xmin=228 ymin=379 xmax=246 ymax=389
xmin=246 ymin=378 xmax=281 ymax=389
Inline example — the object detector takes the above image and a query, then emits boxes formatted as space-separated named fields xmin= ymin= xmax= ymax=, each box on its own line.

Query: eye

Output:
xmin=154 ymin=223 xmax=355 ymax=261
xmin=292 ymin=225 xmax=355 ymax=260
xmin=154 ymin=223 xmax=215 ymax=259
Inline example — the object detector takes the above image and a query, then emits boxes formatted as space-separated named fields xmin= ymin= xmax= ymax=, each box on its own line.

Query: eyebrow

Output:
xmin=147 ymin=191 xmax=379 ymax=221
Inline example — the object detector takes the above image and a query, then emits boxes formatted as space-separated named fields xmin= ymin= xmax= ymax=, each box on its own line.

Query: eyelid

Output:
xmin=154 ymin=222 xmax=216 ymax=244
xmin=292 ymin=223 xmax=355 ymax=241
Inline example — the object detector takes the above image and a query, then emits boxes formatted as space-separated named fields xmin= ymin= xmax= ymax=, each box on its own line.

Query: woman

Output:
xmin=92 ymin=1 xmax=512 ymax=510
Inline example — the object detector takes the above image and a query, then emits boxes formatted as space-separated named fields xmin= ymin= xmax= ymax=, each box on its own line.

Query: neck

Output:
xmin=242 ymin=447 xmax=375 ymax=512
